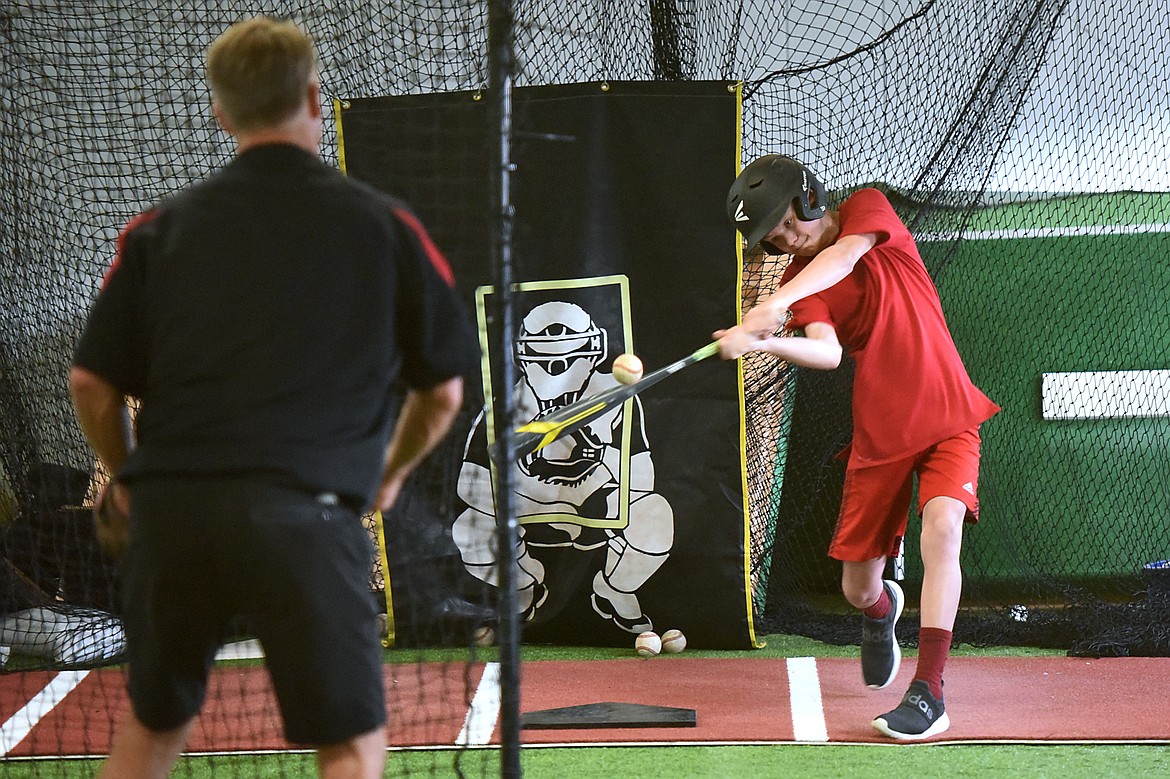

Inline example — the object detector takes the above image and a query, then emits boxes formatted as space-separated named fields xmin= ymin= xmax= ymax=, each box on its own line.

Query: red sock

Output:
xmin=915 ymin=627 xmax=953 ymax=699
xmin=861 ymin=587 xmax=890 ymax=620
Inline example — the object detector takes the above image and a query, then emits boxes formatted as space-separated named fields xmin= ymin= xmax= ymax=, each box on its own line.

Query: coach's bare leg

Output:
xmin=317 ymin=727 xmax=386 ymax=779
xmin=841 ymin=556 xmax=887 ymax=610
xmin=99 ymin=711 xmax=192 ymax=779
xmin=918 ymin=496 xmax=966 ymax=629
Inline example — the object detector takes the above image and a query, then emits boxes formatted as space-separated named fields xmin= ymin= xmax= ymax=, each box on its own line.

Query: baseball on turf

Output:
xmin=473 ymin=625 xmax=496 ymax=647
xmin=612 ymin=353 xmax=644 ymax=385
xmin=661 ymin=628 xmax=687 ymax=653
xmin=635 ymin=630 xmax=661 ymax=657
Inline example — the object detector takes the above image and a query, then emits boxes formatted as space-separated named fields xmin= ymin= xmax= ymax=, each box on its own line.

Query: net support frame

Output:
xmin=488 ymin=0 xmax=522 ymax=775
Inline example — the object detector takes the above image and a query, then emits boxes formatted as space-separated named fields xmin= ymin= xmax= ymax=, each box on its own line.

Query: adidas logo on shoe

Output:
xmin=872 ymin=679 xmax=951 ymax=740
xmin=906 ymin=691 xmax=935 ymax=720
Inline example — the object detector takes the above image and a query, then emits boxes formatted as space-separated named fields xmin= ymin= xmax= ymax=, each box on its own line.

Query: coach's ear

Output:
xmin=212 ymin=101 xmax=236 ymax=136
xmin=306 ymin=80 xmax=323 ymax=121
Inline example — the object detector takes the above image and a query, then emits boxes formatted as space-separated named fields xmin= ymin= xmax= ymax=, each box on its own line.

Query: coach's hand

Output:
xmin=93 ymin=480 xmax=131 ymax=559
xmin=375 ymin=469 xmax=409 ymax=513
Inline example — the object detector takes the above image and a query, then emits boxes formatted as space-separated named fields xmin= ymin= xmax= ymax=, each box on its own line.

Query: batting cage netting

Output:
xmin=2 ymin=0 xmax=1168 ymax=775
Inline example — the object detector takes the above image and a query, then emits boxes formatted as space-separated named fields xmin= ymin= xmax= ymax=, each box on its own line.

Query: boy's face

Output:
xmin=760 ymin=202 xmax=835 ymax=258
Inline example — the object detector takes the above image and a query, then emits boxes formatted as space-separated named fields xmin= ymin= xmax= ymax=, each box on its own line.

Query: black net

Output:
xmin=731 ymin=0 xmax=1170 ymax=658
xmin=2 ymin=0 xmax=1168 ymax=774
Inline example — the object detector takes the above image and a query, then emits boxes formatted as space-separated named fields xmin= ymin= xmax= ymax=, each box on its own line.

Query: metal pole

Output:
xmin=487 ymin=1 xmax=521 ymax=776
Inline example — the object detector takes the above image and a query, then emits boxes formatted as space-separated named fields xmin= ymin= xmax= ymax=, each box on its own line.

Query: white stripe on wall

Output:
xmin=1042 ymin=370 xmax=1170 ymax=420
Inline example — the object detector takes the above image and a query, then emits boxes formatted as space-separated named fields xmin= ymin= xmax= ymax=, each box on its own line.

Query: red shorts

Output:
xmin=829 ymin=427 xmax=983 ymax=562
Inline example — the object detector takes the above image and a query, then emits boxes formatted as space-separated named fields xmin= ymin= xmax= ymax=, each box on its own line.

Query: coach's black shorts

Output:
xmin=120 ymin=474 xmax=386 ymax=745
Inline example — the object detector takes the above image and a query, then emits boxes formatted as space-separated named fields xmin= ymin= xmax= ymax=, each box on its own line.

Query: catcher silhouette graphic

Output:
xmin=454 ymin=300 xmax=675 ymax=633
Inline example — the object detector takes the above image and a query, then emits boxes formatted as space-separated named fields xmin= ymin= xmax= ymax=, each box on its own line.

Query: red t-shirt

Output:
xmin=783 ymin=188 xmax=999 ymax=467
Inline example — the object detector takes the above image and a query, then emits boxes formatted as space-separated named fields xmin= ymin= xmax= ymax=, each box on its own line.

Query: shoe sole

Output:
xmin=590 ymin=593 xmax=652 ymax=634
xmin=865 ymin=580 xmax=905 ymax=690
xmin=872 ymin=711 xmax=950 ymax=740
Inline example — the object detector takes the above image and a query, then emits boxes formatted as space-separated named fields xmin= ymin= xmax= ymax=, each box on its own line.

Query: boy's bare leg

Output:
xmin=918 ymin=495 xmax=966 ymax=629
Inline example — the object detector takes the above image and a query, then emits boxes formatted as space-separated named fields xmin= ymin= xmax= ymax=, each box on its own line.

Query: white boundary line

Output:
xmin=0 ymin=670 xmax=90 ymax=757
xmin=456 ymin=661 xmax=501 ymax=746
xmin=215 ymin=639 xmax=265 ymax=661
xmin=919 ymin=223 xmax=1170 ymax=241
xmin=786 ymin=656 xmax=829 ymax=742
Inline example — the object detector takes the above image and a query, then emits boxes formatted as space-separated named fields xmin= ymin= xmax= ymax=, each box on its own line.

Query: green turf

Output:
xmin=520 ymin=743 xmax=1170 ymax=778
xmin=7 ymin=742 xmax=1170 ymax=778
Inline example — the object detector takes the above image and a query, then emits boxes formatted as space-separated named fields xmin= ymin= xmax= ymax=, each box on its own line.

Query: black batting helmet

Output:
xmin=726 ymin=155 xmax=827 ymax=250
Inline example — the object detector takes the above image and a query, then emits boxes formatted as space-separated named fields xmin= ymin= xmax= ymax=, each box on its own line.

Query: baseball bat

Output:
xmin=500 ymin=340 xmax=720 ymax=460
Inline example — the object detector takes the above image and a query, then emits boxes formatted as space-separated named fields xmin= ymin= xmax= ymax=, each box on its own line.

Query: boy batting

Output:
xmin=717 ymin=155 xmax=998 ymax=739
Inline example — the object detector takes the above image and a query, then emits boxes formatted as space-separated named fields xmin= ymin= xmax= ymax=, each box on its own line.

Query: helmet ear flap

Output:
xmin=792 ymin=164 xmax=827 ymax=222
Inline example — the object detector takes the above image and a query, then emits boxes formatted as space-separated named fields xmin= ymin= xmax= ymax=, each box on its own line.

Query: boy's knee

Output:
xmin=922 ymin=497 xmax=965 ymax=531
xmin=920 ymin=498 xmax=966 ymax=562
xmin=841 ymin=572 xmax=885 ymax=609
xmin=840 ymin=557 xmax=888 ymax=608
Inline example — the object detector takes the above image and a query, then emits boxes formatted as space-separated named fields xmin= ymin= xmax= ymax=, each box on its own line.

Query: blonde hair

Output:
xmin=206 ymin=16 xmax=317 ymax=132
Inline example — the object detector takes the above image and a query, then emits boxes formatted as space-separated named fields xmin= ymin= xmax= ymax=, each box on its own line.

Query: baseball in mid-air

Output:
xmin=612 ymin=353 xmax=644 ymax=385
xmin=635 ymin=630 xmax=661 ymax=657
xmin=660 ymin=628 xmax=687 ymax=653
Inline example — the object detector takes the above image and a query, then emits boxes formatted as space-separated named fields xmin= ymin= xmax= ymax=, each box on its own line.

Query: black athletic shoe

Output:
xmin=872 ymin=679 xmax=951 ymax=740
xmin=861 ymin=579 xmax=904 ymax=690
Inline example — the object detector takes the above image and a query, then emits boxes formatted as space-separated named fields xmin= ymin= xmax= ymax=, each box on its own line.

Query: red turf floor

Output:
xmin=2 ymin=655 xmax=1168 ymax=757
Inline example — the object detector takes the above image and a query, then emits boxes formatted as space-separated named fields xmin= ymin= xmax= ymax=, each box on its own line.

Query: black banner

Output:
xmin=339 ymin=81 xmax=756 ymax=648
